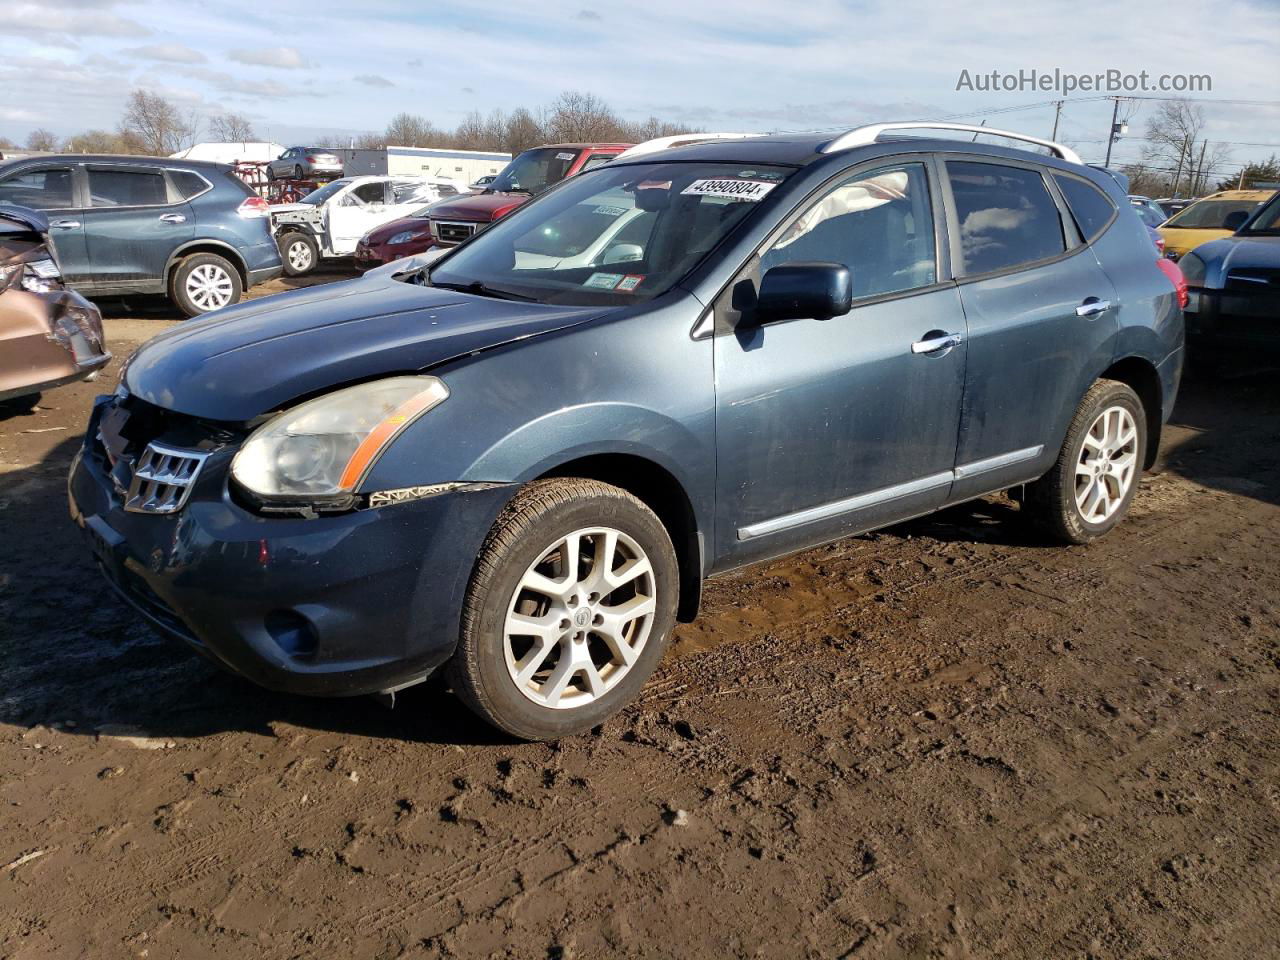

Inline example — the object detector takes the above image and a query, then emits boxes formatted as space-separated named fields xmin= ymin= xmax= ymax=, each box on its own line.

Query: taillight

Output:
xmin=238 ymin=196 xmax=270 ymax=218
xmin=1154 ymin=257 xmax=1188 ymax=309
xmin=305 ymin=156 xmax=315 ymax=163
xmin=1154 ymin=234 xmax=1165 ymax=255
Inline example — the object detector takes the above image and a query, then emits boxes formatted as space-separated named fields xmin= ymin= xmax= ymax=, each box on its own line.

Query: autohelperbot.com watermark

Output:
xmin=956 ymin=68 xmax=1212 ymax=96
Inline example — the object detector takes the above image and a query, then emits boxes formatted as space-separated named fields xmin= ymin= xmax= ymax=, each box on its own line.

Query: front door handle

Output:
xmin=911 ymin=332 xmax=964 ymax=354
xmin=50 ymin=219 xmax=81 ymax=229
xmin=159 ymin=213 xmax=187 ymax=224
xmin=1076 ymin=298 xmax=1112 ymax=318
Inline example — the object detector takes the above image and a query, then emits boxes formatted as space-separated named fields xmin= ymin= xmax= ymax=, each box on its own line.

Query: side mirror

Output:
xmin=602 ymin=243 xmax=643 ymax=265
xmin=1223 ymin=210 xmax=1249 ymax=232
xmin=754 ymin=262 xmax=852 ymax=324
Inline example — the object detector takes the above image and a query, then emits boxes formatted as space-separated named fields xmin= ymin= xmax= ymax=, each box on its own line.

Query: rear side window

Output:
xmin=88 ymin=169 xmax=167 ymax=207
xmin=171 ymin=170 xmax=210 ymax=200
xmin=1054 ymin=175 xmax=1117 ymax=242
xmin=946 ymin=161 xmax=1066 ymax=275
xmin=0 ymin=167 xmax=75 ymax=209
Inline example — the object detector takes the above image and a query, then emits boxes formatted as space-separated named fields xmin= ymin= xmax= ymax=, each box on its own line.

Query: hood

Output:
xmin=364 ymin=216 xmax=429 ymax=245
xmin=124 ymin=274 xmax=603 ymax=421
xmin=1159 ymin=225 xmax=1233 ymax=257
xmin=428 ymin=192 xmax=530 ymax=223
xmin=1196 ymin=234 xmax=1280 ymax=268
xmin=269 ymin=202 xmax=313 ymax=215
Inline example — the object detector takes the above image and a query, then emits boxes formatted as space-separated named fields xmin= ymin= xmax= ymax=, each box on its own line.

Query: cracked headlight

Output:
xmin=231 ymin=376 xmax=448 ymax=502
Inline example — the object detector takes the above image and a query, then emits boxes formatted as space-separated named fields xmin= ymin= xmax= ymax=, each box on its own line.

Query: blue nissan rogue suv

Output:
xmin=0 ymin=154 xmax=281 ymax=317
xmin=69 ymin=124 xmax=1184 ymax=739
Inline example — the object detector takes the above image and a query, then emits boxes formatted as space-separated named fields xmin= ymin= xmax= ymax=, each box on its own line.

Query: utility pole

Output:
xmin=1104 ymin=97 xmax=1121 ymax=166
xmin=1172 ymin=140 xmax=1187 ymax=196
xmin=1193 ymin=139 xmax=1207 ymax=195
xmin=1051 ymin=100 xmax=1063 ymax=141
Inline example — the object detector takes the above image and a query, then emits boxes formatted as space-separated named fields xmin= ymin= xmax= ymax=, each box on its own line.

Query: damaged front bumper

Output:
xmin=67 ymin=397 xmax=516 ymax=697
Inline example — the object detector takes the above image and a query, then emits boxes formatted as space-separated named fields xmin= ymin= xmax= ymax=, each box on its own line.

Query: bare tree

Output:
xmin=544 ymin=91 xmax=625 ymax=143
xmin=353 ymin=132 xmax=387 ymax=149
xmin=26 ymin=128 xmax=59 ymax=151
xmin=209 ymin=113 xmax=255 ymax=142
xmin=63 ymin=129 xmax=145 ymax=154
xmin=503 ymin=107 xmax=544 ymax=153
xmin=121 ymin=90 xmax=195 ymax=154
xmin=384 ymin=112 xmax=441 ymax=147
xmin=1140 ymin=99 xmax=1232 ymax=196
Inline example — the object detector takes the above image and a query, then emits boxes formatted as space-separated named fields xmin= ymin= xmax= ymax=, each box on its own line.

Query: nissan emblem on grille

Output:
xmin=124 ymin=442 xmax=211 ymax=515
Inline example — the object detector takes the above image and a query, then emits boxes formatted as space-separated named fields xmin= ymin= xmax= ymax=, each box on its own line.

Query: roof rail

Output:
xmin=612 ymin=132 xmax=759 ymax=162
xmin=821 ymin=122 xmax=1082 ymax=165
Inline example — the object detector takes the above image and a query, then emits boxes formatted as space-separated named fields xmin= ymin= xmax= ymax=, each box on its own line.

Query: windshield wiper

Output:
xmin=430 ymin=279 xmax=536 ymax=302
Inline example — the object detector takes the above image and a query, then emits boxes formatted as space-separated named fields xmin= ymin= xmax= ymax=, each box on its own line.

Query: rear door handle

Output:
xmin=1076 ymin=298 xmax=1112 ymax=318
xmin=50 ymin=219 xmax=81 ymax=229
xmin=911 ymin=332 xmax=964 ymax=354
xmin=159 ymin=213 xmax=187 ymax=224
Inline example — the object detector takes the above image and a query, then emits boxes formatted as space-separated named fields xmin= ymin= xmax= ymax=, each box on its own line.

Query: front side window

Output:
xmin=427 ymin=161 xmax=794 ymax=305
xmin=1166 ymin=196 xmax=1264 ymax=229
xmin=947 ymin=161 xmax=1066 ymax=275
xmin=88 ymin=169 xmax=168 ymax=207
xmin=1055 ymin=174 xmax=1117 ymax=242
xmin=0 ymin=167 xmax=75 ymax=209
xmin=761 ymin=162 xmax=937 ymax=299
xmin=348 ymin=182 xmax=386 ymax=205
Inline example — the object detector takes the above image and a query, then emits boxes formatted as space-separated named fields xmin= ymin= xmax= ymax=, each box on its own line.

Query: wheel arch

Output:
xmin=165 ymin=240 xmax=249 ymax=288
xmin=1099 ymin=355 xmax=1163 ymax=468
xmin=535 ymin=453 xmax=704 ymax=623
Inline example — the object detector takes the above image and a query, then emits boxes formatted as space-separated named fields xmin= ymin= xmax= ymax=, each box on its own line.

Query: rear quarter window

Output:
xmin=1054 ymin=175 xmax=1118 ymax=243
xmin=171 ymin=170 xmax=211 ymax=200
xmin=946 ymin=161 xmax=1066 ymax=275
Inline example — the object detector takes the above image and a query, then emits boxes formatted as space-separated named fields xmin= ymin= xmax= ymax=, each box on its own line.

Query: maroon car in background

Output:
xmin=354 ymin=142 xmax=631 ymax=270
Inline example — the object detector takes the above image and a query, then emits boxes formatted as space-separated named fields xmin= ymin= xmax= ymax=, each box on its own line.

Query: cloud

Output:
xmin=576 ymin=8 xmax=601 ymax=19
xmin=354 ymin=73 xmax=394 ymax=87
xmin=228 ymin=46 xmax=306 ymax=69
xmin=407 ymin=58 xmax=423 ymax=67
xmin=6 ymin=3 xmax=149 ymax=39
xmin=462 ymin=86 xmax=475 ymax=94
xmin=126 ymin=43 xmax=207 ymax=64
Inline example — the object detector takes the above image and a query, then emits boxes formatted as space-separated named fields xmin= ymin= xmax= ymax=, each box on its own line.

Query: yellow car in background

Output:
xmin=1158 ymin=189 xmax=1274 ymax=259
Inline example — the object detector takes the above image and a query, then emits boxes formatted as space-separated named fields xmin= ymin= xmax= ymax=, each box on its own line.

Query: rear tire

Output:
xmin=278 ymin=232 xmax=318 ymax=277
xmin=293 ymin=164 xmax=304 ymax=181
xmin=447 ymin=479 xmax=679 ymax=741
xmin=1023 ymin=379 xmax=1147 ymax=544
xmin=169 ymin=253 xmax=242 ymax=318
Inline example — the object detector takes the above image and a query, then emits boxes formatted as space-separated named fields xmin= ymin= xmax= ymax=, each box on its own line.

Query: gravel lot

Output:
xmin=2 ymin=272 xmax=1277 ymax=958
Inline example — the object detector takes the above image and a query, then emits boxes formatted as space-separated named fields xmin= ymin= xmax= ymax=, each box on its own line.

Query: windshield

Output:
xmin=1165 ymin=197 xmax=1263 ymax=229
xmin=299 ymin=178 xmax=351 ymax=206
xmin=1240 ymin=192 xmax=1280 ymax=233
xmin=489 ymin=147 xmax=583 ymax=195
xmin=427 ymin=161 xmax=793 ymax=305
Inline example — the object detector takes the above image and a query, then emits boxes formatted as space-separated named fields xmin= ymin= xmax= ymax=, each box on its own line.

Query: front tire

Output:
xmin=278 ymin=232 xmax=318 ymax=277
xmin=1023 ymin=379 xmax=1147 ymax=544
xmin=448 ymin=479 xmax=679 ymax=740
xmin=170 ymin=253 xmax=242 ymax=318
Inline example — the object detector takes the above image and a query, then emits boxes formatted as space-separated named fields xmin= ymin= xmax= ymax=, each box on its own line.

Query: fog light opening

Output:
xmin=264 ymin=610 xmax=319 ymax=660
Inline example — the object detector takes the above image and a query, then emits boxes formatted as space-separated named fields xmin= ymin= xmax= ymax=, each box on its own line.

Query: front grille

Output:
xmin=431 ymin=220 xmax=478 ymax=245
xmin=124 ymin=442 xmax=210 ymax=514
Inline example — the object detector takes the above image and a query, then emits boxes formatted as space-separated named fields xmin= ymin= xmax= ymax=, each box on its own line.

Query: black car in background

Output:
xmin=0 ymin=155 xmax=282 ymax=317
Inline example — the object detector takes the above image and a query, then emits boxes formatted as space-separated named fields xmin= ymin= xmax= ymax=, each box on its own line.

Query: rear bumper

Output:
xmin=68 ymin=403 xmax=516 ymax=697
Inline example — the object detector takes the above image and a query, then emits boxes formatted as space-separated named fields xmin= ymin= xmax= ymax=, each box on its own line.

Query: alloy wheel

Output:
xmin=185 ymin=264 xmax=234 ymax=312
xmin=503 ymin=527 xmax=657 ymax=710
xmin=287 ymin=240 xmax=313 ymax=271
xmin=1075 ymin=405 xmax=1139 ymax=523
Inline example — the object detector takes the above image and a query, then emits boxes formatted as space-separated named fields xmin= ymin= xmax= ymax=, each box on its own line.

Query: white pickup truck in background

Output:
xmin=271 ymin=175 xmax=461 ymax=276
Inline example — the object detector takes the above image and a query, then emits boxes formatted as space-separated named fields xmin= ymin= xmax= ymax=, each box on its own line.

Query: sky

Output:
xmin=3 ymin=0 xmax=1279 ymax=176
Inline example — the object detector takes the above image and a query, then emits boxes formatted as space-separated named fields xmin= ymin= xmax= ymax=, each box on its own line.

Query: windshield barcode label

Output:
xmin=681 ymin=179 xmax=777 ymax=202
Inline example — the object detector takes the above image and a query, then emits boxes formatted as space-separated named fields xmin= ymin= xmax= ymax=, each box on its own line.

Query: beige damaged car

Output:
xmin=0 ymin=204 xmax=108 ymax=412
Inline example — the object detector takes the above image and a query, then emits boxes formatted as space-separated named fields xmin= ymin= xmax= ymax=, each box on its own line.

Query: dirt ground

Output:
xmin=1 ymin=271 xmax=1277 ymax=959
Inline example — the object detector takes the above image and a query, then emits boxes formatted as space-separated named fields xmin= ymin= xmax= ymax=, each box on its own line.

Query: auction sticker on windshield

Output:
xmin=681 ymin=178 xmax=777 ymax=202
xmin=583 ymin=272 xmax=622 ymax=289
